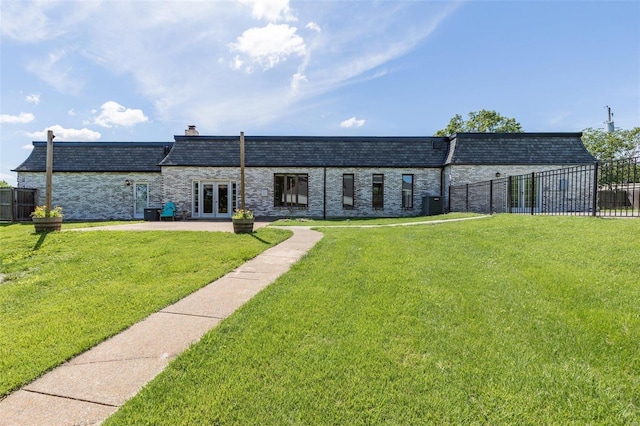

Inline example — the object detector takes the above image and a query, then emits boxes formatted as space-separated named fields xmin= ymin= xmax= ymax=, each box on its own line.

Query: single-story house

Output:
xmin=13 ymin=127 xmax=595 ymax=220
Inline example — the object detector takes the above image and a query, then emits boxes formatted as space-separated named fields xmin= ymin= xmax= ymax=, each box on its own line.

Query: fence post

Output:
xmin=11 ymin=188 xmax=16 ymax=222
xmin=465 ymin=184 xmax=469 ymax=212
xmin=507 ymin=176 xmax=512 ymax=212
xmin=530 ymin=172 xmax=535 ymax=215
xmin=592 ymin=162 xmax=599 ymax=217
xmin=489 ymin=180 xmax=493 ymax=214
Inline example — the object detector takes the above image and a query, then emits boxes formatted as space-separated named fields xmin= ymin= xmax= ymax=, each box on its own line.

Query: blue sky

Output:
xmin=1 ymin=0 xmax=638 ymax=186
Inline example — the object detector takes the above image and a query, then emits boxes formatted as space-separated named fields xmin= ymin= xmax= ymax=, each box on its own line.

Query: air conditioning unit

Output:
xmin=421 ymin=195 xmax=443 ymax=216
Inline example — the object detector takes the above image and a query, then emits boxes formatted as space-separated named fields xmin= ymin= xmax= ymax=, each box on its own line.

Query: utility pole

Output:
xmin=240 ymin=131 xmax=245 ymax=211
xmin=605 ymin=105 xmax=615 ymax=133
xmin=45 ymin=130 xmax=55 ymax=213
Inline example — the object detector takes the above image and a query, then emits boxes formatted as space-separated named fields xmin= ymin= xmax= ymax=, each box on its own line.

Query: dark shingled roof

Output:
xmin=445 ymin=133 xmax=595 ymax=165
xmin=13 ymin=142 xmax=173 ymax=172
xmin=161 ymin=136 xmax=451 ymax=168
xmin=13 ymin=133 xmax=595 ymax=172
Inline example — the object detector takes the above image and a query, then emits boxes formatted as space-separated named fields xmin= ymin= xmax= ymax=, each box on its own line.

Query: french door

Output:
xmin=193 ymin=181 xmax=235 ymax=218
xmin=509 ymin=175 xmax=540 ymax=213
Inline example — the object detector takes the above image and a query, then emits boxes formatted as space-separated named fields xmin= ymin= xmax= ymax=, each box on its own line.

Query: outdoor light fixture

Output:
xmin=125 ymin=179 xmax=132 ymax=186
xmin=495 ymin=172 xmax=502 ymax=178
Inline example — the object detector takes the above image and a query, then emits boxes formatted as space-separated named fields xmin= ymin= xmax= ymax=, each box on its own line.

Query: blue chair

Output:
xmin=159 ymin=201 xmax=177 ymax=221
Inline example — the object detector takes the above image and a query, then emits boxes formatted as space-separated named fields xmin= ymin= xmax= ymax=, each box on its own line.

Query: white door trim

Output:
xmin=133 ymin=182 xmax=149 ymax=219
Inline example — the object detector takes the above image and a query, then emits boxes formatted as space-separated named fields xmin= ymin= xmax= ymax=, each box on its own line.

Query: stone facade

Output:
xmin=14 ymin=132 xmax=595 ymax=220
xmin=18 ymin=172 xmax=163 ymax=220
xmin=445 ymin=165 xmax=562 ymax=212
xmin=162 ymin=166 xmax=442 ymax=219
xmin=323 ymin=167 xmax=441 ymax=218
xmin=16 ymin=164 xmax=594 ymax=220
xmin=445 ymin=164 xmax=563 ymax=187
xmin=447 ymin=164 xmax=597 ymax=214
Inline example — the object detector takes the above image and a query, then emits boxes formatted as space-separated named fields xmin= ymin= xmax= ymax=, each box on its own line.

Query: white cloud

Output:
xmin=93 ymin=101 xmax=149 ymax=128
xmin=26 ymin=94 xmax=40 ymax=105
xmin=238 ymin=0 xmax=296 ymax=22
xmin=68 ymin=109 xmax=76 ymax=116
xmin=26 ymin=48 xmax=84 ymax=94
xmin=26 ymin=125 xmax=101 ymax=141
xmin=0 ymin=1 xmax=59 ymax=42
xmin=231 ymin=55 xmax=244 ymax=70
xmin=230 ymin=23 xmax=306 ymax=70
xmin=0 ymin=112 xmax=35 ymax=124
xmin=0 ymin=1 xmax=101 ymax=42
xmin=306 ymin=22 xmax=321 ymax=33
xmin=3 ymin=1 xmax=458 ymax=132
xmin=340 ymin=117 xmax=366 ymax=128
xmin=290 ymin=72 xmax=307 ymax=92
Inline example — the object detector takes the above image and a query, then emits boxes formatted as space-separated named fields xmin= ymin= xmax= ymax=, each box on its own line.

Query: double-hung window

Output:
xmin=372 ymin=174 xmax=384 ymax=209
xmin=274 ymin=174 xmax=308 ymax=208
xmin=402 ymin=174 xmax=414 ymax=209
xmin=343 ymin=174 xmax=354 ymax=209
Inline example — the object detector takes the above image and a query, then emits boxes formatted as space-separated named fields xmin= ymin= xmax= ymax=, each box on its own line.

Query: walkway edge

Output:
xmin=0 ymin=227 xmax=323 ymax=426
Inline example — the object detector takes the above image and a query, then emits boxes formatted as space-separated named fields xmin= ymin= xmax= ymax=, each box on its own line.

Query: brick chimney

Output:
xmin=185 ymin=124 xmax=199 ymax=136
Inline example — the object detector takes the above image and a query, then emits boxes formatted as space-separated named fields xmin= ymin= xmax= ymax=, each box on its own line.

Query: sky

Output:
xmin=1 ymin=0 xmax=639 ymax=186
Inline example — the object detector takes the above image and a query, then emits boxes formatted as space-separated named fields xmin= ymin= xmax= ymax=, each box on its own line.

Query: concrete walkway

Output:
xmin=0 ymin=223 xmax=322 ymax=426
xmin=65 ymin=219 xmax=275 ymax=233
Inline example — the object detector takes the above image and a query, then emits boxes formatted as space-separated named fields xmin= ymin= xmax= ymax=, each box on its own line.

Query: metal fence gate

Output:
xmin=449 ymin=157 xmax=639 ymax=217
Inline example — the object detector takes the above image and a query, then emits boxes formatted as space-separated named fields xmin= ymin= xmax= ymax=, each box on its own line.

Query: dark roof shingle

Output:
xmin=445 ymin=133 xmax=595 ymax=165
xmin=13 ymin=133 xmax=595 ymax=173
xmin=13 ymin=142 xmax=173 ymax=172
xmin=161 ymin=136 xmax=450 ymax=168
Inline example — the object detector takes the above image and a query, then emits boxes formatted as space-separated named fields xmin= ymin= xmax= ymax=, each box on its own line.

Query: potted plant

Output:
xmin=232 ymin=208 xmax=254 ymax=234
xmin=31 ymin=205 xmax=64 ymax=232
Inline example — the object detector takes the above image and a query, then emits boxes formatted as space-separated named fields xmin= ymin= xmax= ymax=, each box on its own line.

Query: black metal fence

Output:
xmin=449 ymin=157 xmax=639 ymax=217
xmin=0 ymin=188 xmax=38 ymax=221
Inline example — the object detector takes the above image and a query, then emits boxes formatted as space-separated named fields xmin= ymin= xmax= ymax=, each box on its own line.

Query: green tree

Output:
xmin=582 ymin=127 xmax=640 ymax=160
xmin=434 ymin=109 xmax=523 ymax=136
xmin=0 ymin=180 xmax=10 ymax=188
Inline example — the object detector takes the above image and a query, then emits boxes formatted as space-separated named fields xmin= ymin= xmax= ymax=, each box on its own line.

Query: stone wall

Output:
xmin=323 ymin=167 xmax=441 ymax=218
xmin=18 ymin=163 xmax=594 ymax=219
xmin=444 ymin=165 xmax=563 ymax=212
xmin=18 ymin=172 xmax=163 ymax=220
xmin=162 ymin=166 xmax=442 ymax=218
xmin=447 ymin=165 xmax=597 ymax=214
xmin=446 ymin=164 xmax=565 ymax=187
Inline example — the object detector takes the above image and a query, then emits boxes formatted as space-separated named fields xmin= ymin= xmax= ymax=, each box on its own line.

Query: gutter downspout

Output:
xmin=323 ymin=167 xmax=327 ymax=220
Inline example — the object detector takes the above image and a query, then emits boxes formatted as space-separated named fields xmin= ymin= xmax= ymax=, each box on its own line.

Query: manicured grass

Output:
xmin=0 ymin=223 xmax=290 ymax=396
xmin=61 ymin=220 xmax=145 ymax=229
xmin=106 ymin=215 xmax=639 ymax=424
xmin=271 ymin=212 xmax=480 ymax=226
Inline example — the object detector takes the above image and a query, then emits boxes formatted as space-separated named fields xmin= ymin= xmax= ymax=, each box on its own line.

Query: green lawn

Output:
xmin=271 ymin=212 xmax=479 ymax=227
xmin=0 ymin=223 xmax=291 ymax=396
xmin=106 ymin=215 xmax=639 ymax=424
